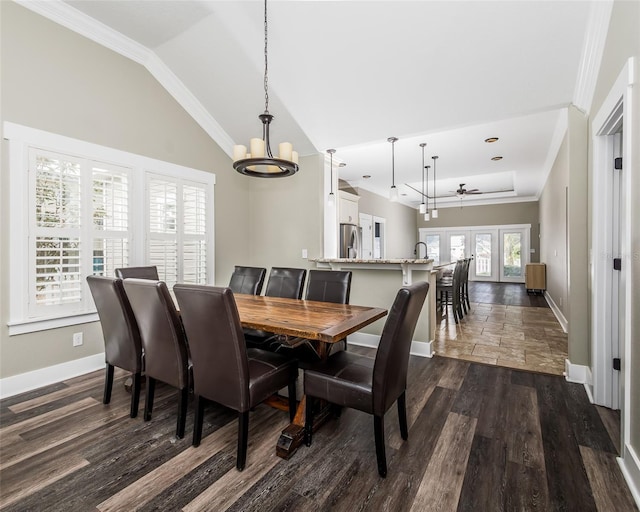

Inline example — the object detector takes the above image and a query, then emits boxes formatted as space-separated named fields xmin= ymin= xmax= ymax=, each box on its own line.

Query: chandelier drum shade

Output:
xmin=232 ymin=0 xmax=298 ymax=178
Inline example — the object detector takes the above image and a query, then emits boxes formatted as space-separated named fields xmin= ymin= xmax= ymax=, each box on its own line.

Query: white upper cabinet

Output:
xmin=339 ymin=190 xmax=359 ymax=224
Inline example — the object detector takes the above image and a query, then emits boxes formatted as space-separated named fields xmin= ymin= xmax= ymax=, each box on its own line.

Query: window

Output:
xmin=6 ymin=122 xmax=215 ymax=334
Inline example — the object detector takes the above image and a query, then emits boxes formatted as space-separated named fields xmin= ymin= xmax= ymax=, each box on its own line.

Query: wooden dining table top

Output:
xmin=233 ymin=293 xmax=388 ymax=344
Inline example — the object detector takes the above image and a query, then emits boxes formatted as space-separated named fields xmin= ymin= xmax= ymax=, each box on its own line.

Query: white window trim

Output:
xmin=4 ymin=122 xmax=215 ymax=335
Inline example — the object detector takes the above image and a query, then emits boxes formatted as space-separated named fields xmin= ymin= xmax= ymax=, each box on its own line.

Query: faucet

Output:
xmin=414 ymin=241 xmax=427 ymax=259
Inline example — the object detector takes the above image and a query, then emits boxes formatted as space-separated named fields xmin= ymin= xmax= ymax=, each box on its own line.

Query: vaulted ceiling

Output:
xmin=50 ymin=0 xmax=602 ymax=208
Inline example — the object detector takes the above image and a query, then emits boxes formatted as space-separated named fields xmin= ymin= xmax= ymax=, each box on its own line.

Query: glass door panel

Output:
xmin=474 ymin=233 xmax=493 ymax=278
xmin=450 ymin=234 xmax=466 ymax=262
xmin=426 ymin=234 xmax=440 ymax=265
xmin=501 ymin=231 xmax=523 ymax=281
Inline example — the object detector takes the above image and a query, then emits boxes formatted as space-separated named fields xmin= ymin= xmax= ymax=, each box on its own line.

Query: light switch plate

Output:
xmin=301 ymin=249 xmax=308 ymax=259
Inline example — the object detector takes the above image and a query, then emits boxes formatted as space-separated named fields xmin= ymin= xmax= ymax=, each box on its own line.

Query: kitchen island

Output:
xmin=311 ymin=258 xmax=436 ymax=356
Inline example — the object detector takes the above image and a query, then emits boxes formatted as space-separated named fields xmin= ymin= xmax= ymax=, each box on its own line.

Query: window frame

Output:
xmin=5 ymin=122 xmax=215 ymax=335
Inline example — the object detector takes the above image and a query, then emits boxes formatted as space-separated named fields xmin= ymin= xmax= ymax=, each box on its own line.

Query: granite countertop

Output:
xmin=312 ymin=258 xmax=433 ymax=264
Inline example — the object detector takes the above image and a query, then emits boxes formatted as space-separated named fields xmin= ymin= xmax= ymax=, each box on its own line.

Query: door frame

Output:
xmin=591 ymin=57 xmax=636 ymax=425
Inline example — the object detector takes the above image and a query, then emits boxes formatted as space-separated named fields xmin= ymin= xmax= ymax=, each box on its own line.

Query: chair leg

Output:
xmin=237 ymin=411 xmax=249 ymax=471
xmin=397 ymin=391 xmax=408 ymax=441
xmin=103 ymin=364 xmax=114 ymax=404
xmin=193 ymin=395 xmax=205 ymax=447
xmin=373 ymin=415 xmax=387 ymax=478
xmin=176 ymin=387 xmax=189 ymax=439
xmin=144 ymin=377 xmax=156 ymax=421
xmin=288 ymin=378 xmax=297 ymax=422
xmin=305 ymin=396 xmax=314 ymax=447
xmin=130 ymin=371 xmax=141 ymax=418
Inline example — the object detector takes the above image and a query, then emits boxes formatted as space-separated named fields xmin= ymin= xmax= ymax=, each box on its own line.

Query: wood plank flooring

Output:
xmin=434 ymin=281 xmax=568 ymax=375
xmin=1 ymin=347 xmax=636 ymax=511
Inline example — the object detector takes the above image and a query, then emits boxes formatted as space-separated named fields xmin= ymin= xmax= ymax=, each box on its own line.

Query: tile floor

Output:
xmin=434 ymin=300 xmax=568 ymax=376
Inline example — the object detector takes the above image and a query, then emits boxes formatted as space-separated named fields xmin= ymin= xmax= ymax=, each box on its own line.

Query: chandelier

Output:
xmin=232 ymin=0 xmax=298 ymax=178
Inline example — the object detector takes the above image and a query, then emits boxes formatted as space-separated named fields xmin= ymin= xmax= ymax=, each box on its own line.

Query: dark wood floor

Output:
xmin=1 ymin=347 xmax=636 ymax=511
xmin=468 ymin=281 xmax=549 ymax=307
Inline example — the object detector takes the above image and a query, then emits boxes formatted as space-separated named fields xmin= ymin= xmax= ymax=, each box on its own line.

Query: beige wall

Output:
xmin=0 ymin=3 xmax=247 ymax=378
xmin=539 ymin=134 xmax=569 ymax=319
xmin=244 ymin=153 xmax=325 ymax=275
xmin=588 ymin=0 xmax=640 ymax=476
xmin=566 ymin=106 xmax=590 ymax=366
xmin=357 ymin=188 xmax=418 ymax=258
xmin=417 ymin=201 xmax=541 ymax=261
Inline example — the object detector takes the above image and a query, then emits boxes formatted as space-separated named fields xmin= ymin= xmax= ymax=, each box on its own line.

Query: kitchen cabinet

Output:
xmin=339 ymin=191 xmax=360 ymax=224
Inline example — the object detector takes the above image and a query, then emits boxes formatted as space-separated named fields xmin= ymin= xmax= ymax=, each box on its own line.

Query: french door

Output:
xmin=499 ymin=229 xmax=527 ymax=282
xmin=420 ymin=224 xmax=530 ymax=283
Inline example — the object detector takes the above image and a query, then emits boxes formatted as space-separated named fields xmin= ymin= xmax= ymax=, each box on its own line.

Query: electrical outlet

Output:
xmin=301 ymin=249 xmax=308 ymax=259
xmin=72 ymin=332 xmax=83 ymax=347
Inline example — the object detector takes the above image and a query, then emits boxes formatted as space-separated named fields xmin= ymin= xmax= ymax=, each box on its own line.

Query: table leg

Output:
xmin=276 ymin=395 xmax=333 ymax=459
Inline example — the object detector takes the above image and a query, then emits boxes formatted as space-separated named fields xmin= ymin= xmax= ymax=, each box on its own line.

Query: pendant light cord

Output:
xmin=263 ymin=0 xmax=269 ymax=115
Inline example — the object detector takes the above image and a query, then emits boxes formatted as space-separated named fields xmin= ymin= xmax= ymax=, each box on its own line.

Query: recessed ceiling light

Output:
xmin=485 ymin=137 xmax=499 ymax=143
xmin=362 ymin=174 xmax=371 ymax=179
xmin=491 ymin=156 xmax=503 ymax=161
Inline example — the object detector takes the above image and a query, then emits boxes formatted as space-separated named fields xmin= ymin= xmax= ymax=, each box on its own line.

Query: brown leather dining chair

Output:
xmin=123 ymin=278 xmax=190 ymax=438
xmin=245 ymin=267 xmax=307 ymax=348
xmin=87 ymin=275 xmax=143 ymax=418
xmin=115 ymin=265 xmax=159 ymax=280
xmin=228 ymin=266 xmax=267 ymax=295
xmin=273 ymin=270 xmax=352 ymax=359
xmin=303 ymin=281 xmax=429 ymax=478
xmin=173 ymin=284 xmax=298 ymax=471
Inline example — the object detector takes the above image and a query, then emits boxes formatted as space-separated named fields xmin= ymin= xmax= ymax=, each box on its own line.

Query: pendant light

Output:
xmin=388 ymin=137 xmax=399 ymax=202
xmin=232 ymin=0 xmax=299 ymax=178
xmin=424 ymin=164 xmax=431 ymax=221
xmin=327 ymin=149 xmax=336 ymax=207
xmin=419 ymin=143 xmax=427 ymax=214
xmin=431 ymin=155 xmax=439 ymax=218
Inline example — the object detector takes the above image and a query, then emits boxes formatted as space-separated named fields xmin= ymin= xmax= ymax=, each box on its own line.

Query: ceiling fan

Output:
xmin=454 ymin=183 xmax=482 ymax=197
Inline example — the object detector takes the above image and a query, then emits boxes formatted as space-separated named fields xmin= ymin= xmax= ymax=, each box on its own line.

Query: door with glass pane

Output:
xmin=499 ymin=229 xmax=527 ymax=282
xmin=449 ymin=233 xmax=467 ymax=263
xmin=473 ymin=231 xmax=497 ymax=281
xmin=425 ymin=234 xmax=441 ymax=265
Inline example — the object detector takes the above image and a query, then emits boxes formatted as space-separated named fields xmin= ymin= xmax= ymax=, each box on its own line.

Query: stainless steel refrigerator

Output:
xmin=339 ymin=223 xmax=361 ymax=259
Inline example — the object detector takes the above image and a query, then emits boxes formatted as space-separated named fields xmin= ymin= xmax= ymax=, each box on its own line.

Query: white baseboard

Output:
xmin=618 ymin=444 xmax=640 ymax=509
xmin=545 ymin=291 xmax=568 ymax=333
xmin=348 ymin=332 xmax=433 ymax=358
xmin=564 ymin=358 xmax=594 ymax=401
xmin=0 ymin=352 xmax=105 ymax=399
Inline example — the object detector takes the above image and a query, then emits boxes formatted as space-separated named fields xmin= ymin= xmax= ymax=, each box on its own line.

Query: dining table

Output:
xmin=233 ymin=293 xmax=388 ymax=459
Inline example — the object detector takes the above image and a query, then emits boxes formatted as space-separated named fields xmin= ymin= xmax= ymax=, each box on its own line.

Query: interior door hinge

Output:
xmin=613 ymin=258 xmax=622 ymax=271
xmin=614 ymin=157 xmax=622 ymax=170
xmin=613 ymin=358 xmax=621 ymax=371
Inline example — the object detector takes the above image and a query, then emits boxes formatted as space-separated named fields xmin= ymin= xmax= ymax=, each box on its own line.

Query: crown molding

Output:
xmin=16 ymin=0 xmax=235 ymax=157
xmin=573 ymin=0 xmax=614 ymax=114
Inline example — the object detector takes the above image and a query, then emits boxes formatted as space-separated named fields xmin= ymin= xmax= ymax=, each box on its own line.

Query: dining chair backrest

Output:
xmin=228 ymin=266 xmax=267 ymax=296
xmin=115 ymin=266 xmax=159 ymax=280
xmin=264 ymin=267 xmax=307 ymax=299
xmin=305 ymin=270 xmax=352 ymax=304
xmin=87 ymin=275 xmax=142 ymax=373
xmin=123 ymin=279 xmax=189 ymax=390
xmin=173 ymin=284 xmax=250 ymax=411
xmin=372 ymin=281 xmax=429 ymax=416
